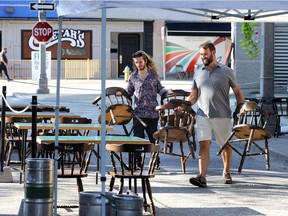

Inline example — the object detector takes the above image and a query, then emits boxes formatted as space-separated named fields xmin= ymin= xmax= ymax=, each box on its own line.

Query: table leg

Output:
xmin=20 ymin=129 xmax=28 ymax=184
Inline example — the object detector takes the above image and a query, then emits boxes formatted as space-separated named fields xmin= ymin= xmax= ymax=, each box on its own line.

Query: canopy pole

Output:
xmin=53 ymin=15 xmax=62 ymax=216
xmin=100 ymin=4 xmax=107 ymax=216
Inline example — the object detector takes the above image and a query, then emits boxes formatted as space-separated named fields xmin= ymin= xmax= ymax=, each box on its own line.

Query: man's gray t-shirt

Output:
xmin=191 ymin=62 xmax=239 ymax=118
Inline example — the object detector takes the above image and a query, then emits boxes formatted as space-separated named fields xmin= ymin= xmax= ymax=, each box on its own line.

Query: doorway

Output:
xmin=118 ymin=33 xmax=140 ymax=77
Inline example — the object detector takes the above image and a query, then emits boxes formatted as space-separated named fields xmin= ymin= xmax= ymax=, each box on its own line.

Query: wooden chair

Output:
xmin=92 ymin=86 xmax=146 ymax=136
xmin=153 ymin=99 xmax=196 ymax=173
xmin=271 ymin=97 xmax=288 ymax=137
xmin=37 ymin=117 xmax=93 ymax=162
xmin=57 ymin=143 xmax=94 ymax=192
xmin=37 ymin=142 xmax=94 ymax=192
xmin=106 ymin=143 xmax=160 ymax=216
xmin=51 ymin=116 xmax=92 ymax=136
xmin=4 ymin=116 xmax=41 ymax=166
xmin=217 ymin=101 xmax=273 ymax=173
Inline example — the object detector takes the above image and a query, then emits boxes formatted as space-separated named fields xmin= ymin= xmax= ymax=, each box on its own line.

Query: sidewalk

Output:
xmin=2 ymin=79 xmax=287 ymax=163
xmin=0 ymin=79 xmax=288 ymax=216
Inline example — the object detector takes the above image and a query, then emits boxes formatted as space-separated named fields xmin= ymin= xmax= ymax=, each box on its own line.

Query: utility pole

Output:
xmin=37 ymin=0 xmax=49 ymax=94
xmin=260 ymin=23 xmax=274 ymax=100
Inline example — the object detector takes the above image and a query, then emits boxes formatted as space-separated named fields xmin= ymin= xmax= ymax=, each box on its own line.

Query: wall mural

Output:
xmin=21 ymin=28 xmax=92 ymax=59
xmin=165 ymin=36 xmax=232 ymax=74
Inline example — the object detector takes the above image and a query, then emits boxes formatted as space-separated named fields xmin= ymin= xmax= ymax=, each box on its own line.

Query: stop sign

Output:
xmin=32 ymin=21 xmax=53 ymax=42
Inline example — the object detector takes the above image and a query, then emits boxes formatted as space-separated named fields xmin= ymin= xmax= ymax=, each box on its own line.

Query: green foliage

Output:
xmin=240 ymin=23 xmax=260 ymax=60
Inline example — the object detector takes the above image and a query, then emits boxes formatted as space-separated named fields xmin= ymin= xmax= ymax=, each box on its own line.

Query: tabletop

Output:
xmin=2 ymin=111 xmax=81 ymax=118
xmin=14 ymin=122 xmax=113 ymax=131
xmin=37 ymin=135 xmax=151 ymax=145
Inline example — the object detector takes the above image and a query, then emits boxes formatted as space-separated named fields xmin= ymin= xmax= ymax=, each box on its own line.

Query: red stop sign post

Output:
xmin=32 ymin=21 xmax=53 ymax=42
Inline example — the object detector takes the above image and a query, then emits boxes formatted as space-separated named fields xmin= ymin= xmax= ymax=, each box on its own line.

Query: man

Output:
xmin=186 ymin=41 xmax=245 ymax=187
xmin=0 ymin=47 xmax=12 ymax=81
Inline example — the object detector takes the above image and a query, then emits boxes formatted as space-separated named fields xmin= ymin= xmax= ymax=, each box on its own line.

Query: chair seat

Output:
xmin=58 ymin=169 xmax=88 ymax=178
xmin=99 ymin=104 xmax=133 ymax=125
xmin=154 ymin=126 xmax=191 ymax=142
xmin=234 ymin=124 xmax=272 ymax=140
xmin=108 ymin=171 xmax=155 ymax=179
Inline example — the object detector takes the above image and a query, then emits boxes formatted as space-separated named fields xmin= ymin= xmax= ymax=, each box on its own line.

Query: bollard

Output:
xmin=24 ymin=158 xmax=54 ymax=216
xmin=79 ymin=191 xmax=114 ymax=216
xmin=111 ymin=194 xmax=143 ymax=216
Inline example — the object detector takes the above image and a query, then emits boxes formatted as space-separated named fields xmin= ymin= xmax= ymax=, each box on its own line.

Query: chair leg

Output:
xmin=146 ymin=178 xmax=156 ymax=216
xmin=238 ymin=140 xmax=250 ymax=173
xmin=265 ymin=139 xmax=270 ymax=170
xmin=108 ymin=177 xmax=115 ymax=191
xmin=188 ymin=140 xmax=195 ymax=159
xmin=141 ymin=178 xmax=148 ymax=212
xmin=179 ymin=142 xmax=186 ymax=173
xmin=77 ymin=177 xmax=84 ymax=192
xmin=217 ymin=131 xmax=235 ymax=156
xmin=6 ymin=142 xmax=13 ymax=166
xmin=118 ymin=178 xmax=124 ymax=194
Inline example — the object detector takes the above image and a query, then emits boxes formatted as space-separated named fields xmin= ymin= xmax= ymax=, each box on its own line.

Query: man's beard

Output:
xmin=203 ymin=57 xmax=213 ymax=66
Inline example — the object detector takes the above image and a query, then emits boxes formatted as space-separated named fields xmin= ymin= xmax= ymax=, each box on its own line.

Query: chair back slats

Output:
xmin=4 ymin=116 xmax=42 ymax=166
xmin=153 ymin=99 xmax=196 ymax=173
xmin=106 ymin=144 xmax=159 ymax=175
xmin=50 ymin=117 xmax=92 ymax=136
xmin=237 ymin=101 xmax=272 ymax=130
xmin=272 ymin=97 xmax=288 ymax=137
xmin=157 ymin=99 xmax=195 ymax=134
xmin=272 ymin=97 xmax=288 ymax=116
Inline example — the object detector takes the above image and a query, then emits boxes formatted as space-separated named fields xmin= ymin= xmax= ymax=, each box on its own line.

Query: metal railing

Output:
xmin=9 ymin=59 xmax=119 ymax=80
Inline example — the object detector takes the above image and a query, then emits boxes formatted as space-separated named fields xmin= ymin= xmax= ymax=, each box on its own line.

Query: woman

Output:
xmin=126 ymin=50 xmax=172 ymax=168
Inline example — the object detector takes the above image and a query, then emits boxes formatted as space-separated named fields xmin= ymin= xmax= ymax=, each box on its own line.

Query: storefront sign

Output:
xmin=21 ymin=28 xmax=92 ymax=59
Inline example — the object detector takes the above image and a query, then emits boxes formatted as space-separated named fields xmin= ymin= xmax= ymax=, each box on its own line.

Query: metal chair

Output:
xmin=153 ymin=99 xmax=196 ymax=173
xmin=106 ymin=143 xmax=160 ymax=216
xmin=175 ymin=64 xmax=187 ymax=79
xmin=217 ymin=101 xmax=273 ymax=173
xmin=271 ymin=97 xmax=288 ymax=137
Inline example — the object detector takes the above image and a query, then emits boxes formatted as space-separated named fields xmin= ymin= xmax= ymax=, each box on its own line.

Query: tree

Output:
xmin=240 ymin=22 xmax=260 ymax=60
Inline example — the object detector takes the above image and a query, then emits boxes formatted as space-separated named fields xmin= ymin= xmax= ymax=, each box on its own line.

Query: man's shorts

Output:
xmin=196 ymin=115 xmax=232 ymax=146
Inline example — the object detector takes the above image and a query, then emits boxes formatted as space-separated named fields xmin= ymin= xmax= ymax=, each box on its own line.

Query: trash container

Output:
xmin=79 ymin=191 xmax=114 ymax=216
xmin=24 ymin=158 xmax=54 ymax=216
xmin=123 ymin=66 xmax=131 ymax=82
xmin=111 ymin=194 xmax=143 ymax=216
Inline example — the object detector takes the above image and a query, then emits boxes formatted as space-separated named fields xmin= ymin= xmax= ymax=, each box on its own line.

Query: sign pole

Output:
xmin=37 ymin=0 xmax=49 ymax=94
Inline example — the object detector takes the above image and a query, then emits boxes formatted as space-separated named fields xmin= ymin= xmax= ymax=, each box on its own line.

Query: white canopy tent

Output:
xmin=55 ymin=1 xmax=288 ymax=215
xmin=57 ymin=0 xmax=288 ymax=22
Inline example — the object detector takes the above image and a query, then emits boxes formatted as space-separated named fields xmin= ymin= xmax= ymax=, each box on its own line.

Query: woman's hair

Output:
xmin=132 ymin=50 xmax=158 ymax=75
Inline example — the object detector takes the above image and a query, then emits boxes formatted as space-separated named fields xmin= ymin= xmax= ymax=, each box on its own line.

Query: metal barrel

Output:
xmin=79 ymin=191 xmax=114 ymax=216
xmin=111 ymin=194 xmax=143 ymax=216
xmin=24 ymin=158 xmax=54 ymax=216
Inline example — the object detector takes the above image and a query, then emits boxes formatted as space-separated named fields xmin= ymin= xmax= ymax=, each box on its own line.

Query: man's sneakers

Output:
xmin=189 ymin=175 xmax=207 ymax=188
xmin=189 ymin=173 xmax=232 ymax=187
xmin=223 ymin=172 xmax=233 ymax=184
